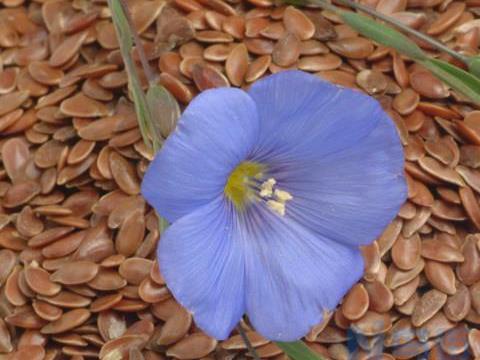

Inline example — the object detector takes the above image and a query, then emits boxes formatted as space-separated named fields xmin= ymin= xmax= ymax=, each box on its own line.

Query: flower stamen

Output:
xmin=274 ymin=189 xmax=293 ymax=202
xmin=258 ymin=178 xmax=293 ymax=216
xmin=259 ymin=178 xmax=276 ymax=198
xmin=225 ymin=164 xmax=292 ymax=215
xmin=266 ymin=200 xmax=286 ymax=216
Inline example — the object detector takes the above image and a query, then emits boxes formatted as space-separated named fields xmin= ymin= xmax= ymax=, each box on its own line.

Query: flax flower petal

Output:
xmin=247 ymin=70 xmax=381 ymax=163
xmin=142 ymin=88 xmax=259 ymax=222
xmin=279 ymin=116 xmax=406 ymax=246
xmin=247 ymin=70 xmax=406 ymax=246
xmin=241 ymin=204 xmax=364 ymax=341
xmin=158 ymin=197 xmax=245 ymax=339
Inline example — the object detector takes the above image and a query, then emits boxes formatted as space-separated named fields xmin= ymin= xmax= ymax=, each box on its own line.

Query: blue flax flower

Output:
xmin=142 ymin=70 xmax=406 ymax=341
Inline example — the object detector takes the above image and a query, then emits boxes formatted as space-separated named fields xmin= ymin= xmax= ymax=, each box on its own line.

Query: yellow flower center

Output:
xmin=224 ymin=161 xmax=293 ymax=215
xmin=224 ymin=161 xmax=264 ymax=209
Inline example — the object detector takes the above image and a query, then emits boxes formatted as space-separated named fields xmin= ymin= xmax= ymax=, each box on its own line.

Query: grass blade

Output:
xmin=421 ymin=58 xmax=480 ymax=105
xmin=339 ymin=10 xmax=427 ymax=61
xmin=108 ymin=0 xmax=155 ymax=150
xmin=467 ymin=56 xmax=480 ymax=78
xmin=276 ymin=341 xmax=325 ymax=360
xmin=333 ymin=0 xmax=467 ymax=64
xmin=307 ymin=0 xmax=480 ymax=105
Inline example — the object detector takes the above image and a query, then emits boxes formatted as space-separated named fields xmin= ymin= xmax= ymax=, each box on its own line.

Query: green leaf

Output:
xmin=283 ymin=0 xmax=308 ymax=5
xmin=158 ymin=215 xmax=170 ymax=234
xmin=146 ymin=84 xmax=181 ymax=148
xmin=275 ymin=341 xmax=325 ymax=360
xmin=421 ymin=58 xmax=480 ymax=105
xmin=339 ymin=10 xmax=427 ymax=61
xmin=467 ymin=56 xmax=480 ymax=79
xmin=108 ymin=0 xmax=155 ymax=150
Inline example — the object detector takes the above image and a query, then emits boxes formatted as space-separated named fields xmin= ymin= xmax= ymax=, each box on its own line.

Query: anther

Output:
xmin=259 ymin=178 xmax=276 ymax=198
xmin=274 ymin=189 xmax=293 ymax=202
xmin=267 ymin=200 xmax=286 ymax=216
xmin=256 ymin=178 xmax=292 ymax=216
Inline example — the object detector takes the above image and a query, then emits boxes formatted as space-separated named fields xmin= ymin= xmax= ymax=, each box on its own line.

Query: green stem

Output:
xmin=118 ymin=0 xmax=157 ymax=86
xmin=237 ymin=325 xmax=261 ymax=360
xmin=108 ymin=0 xmax=153 ymax=150
xmin=330 ymin=0 xmax=468 ymax=64
xmin=117 ymin=0 xmax=162 ymax=151
xmin=110 ymin=0 xmax=164 ymax=152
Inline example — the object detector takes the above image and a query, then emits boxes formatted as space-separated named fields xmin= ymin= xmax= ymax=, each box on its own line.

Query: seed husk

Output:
xmin=351 ymin=311 xmax=392 ymax=336
xmin=356 ymin=70 xmax=388 ymax=95
xmin=411 ymin=289 xmax=448 ymax=327
xmin=28 ymin=227 xmax=74 ymax=248
xmin=60 ymin=93 xmax=110 ymax=118
xmin=386 ymin=259 xmax=425 ymax=290
xmin=272 ymin=32 xmax=301 ymax=67
xmin=0 ymin=249 xmax=17 ymax=287
xmin=0 ymin=318 xmax=13 ymax=352
xmin=424 ymin=260 xmax=456 ymax=295
xmin=415 ymin=311 xmax=455 ymax=342
xmin=49 ymin=31 xmax=88 ymax=68
xmin=7 ymin=345 xmax=46 ymax=360
xmin=364 ymin=281 xmax=394 ymax=313
xmin=0 ymin=91 xmax=29 ymax=117
xmin=440 ymin=324 xmax=469 ymax=355
xmin=100 ymin=334 xmax=148 ymax=359
xmin=119 ymin=258 xmax=153 ymax=286
xmin=88 ymin=269 xmax=127 ymax=291
xmin=410 ymin=70 xmax=450 ymax=99
xmin=41 ymin=231 xmax=85 ymax=259
xmin=50 ymin=261 xmax=99 ymax=285
xmin=24 ymin=263 xmax=61 ymax=297
xmin=222 ymin=331 xmax=268 ymax=350
xmin=327 ymin=38 xmax=374 ymax=59
xmin=5 ymin=306 xmax=48 ymax=330
xmin=0 ymin=109 xmax=23 ymax=132
xmin=418 ymin=156 xmax=464 ymax=186
xmin=392 ymin=339 xmax=436 ymax=359
xmin=166 ymin=333 xmax=217 ymax=359
xmin=391 ymin=234 xmax=421 ymax=271
xmin=299 ymin=54 xmax=342 ymax=72
xmin=41 ymin=309 xmax=91 ymax=335
xmin=392 ymin=89 xmax=419 ymax=115
xmin=90 ymin=293 xmax=124 ymax=313
xmin=283 ymin=6 xmax=315 ymax=40
xmin=427 ymin=2 xmax=466 ymax=35
xmin=245 ymin=55 xmax=271 ymax=83
xmin=361 ymin=242 xmax=381 ymax=281
xmin=32 ymin=300 xmax=63 ymax=322
xmin=377 ymin=218 xmax=403 ymax=256
xmin=384 ymin=318 xmax=415 ymax=347
xmin=402 ymin=207 xmax=431 ymax=238
xmin=115 ymin=210 xmax=145 ymax=257
xmin=469 ymin=328 xmax=480 ymax=358
xmin=193 ymin=63 xmax=230 ymax=91
xmin=444 ymin=282 xmax=471 ymax=322
xmin=457 ymin=234 xmax=480 ymax=285
xmin=225 ymin=43 xmax=248 ymax=86
xmin=155 ymin=307 xmax=193 ymax=346
xmin=341 ymin=284 xmax=369 ymax=321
